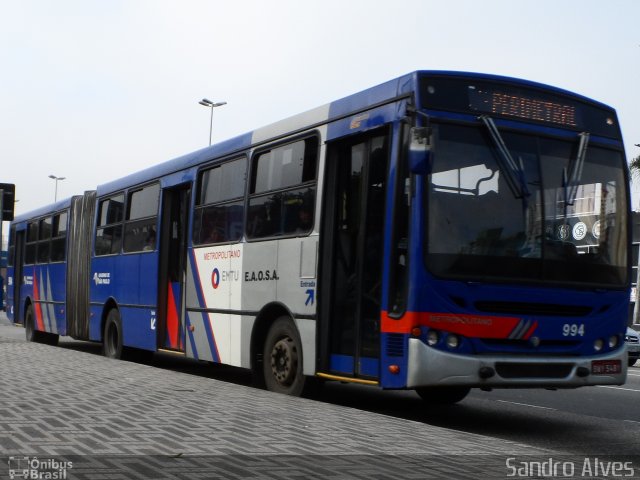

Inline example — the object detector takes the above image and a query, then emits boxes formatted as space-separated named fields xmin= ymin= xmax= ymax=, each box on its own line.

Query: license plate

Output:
xmin=591 ymin=360 xmax=622 ymax=375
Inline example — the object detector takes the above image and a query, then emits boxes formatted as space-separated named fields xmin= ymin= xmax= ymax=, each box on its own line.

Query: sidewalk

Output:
xmin=0 ymin=313 xmax=550 ymax=479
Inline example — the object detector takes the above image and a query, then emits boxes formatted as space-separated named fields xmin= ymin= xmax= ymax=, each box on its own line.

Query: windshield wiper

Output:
xmin=479 ymin=115 xmax=530 ymax=199
xmin=563 ymin=132 xmax=590 ymax=206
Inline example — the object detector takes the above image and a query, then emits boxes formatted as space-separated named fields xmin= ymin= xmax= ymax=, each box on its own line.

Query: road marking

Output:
xmin=624 ymin=419 xmax=640 ymax=425
xmin=596 ymin=385 xmax=640 ymax=393
xmin=497 ymin=400 xmax=555 ymax=410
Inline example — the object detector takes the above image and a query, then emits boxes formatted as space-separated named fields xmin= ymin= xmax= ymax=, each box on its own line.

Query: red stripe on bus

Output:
xmin=33 ymin=272 xmax=45 ymax=331
xmin=381 ymin=311 xmax=523 ymax=339
xmin=166 ymin=281 xmax=179 ymax=349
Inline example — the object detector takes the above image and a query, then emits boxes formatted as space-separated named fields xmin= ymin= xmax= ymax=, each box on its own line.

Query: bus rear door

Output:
xmin=157 ymin=184 xmax=191 ymax=352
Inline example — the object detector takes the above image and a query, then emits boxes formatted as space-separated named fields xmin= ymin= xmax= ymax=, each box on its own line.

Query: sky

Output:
xmin=1 ymin=0 xmax=640 ymax=227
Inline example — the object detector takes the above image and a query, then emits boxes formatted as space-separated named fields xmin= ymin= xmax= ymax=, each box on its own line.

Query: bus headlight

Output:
xmin=446 ymin=334 xmax=460 ymax=349
xmin=608 ymin=335 xmax=619 ymax=349
xmin=594 ymin=339 xmax=604 ymax=352
xmin=427 ymin=330 xmax=439 ymax=346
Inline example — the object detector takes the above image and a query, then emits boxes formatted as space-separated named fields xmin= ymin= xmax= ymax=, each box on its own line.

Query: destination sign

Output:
xmin=468 ymin=87 xmax=577 ymax=127
xmin=419 ymin=74 xmax=621 ymax=139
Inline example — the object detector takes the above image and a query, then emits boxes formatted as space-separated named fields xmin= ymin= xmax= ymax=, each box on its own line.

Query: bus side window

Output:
xmin=7 ymin=225 xmax=16 ymax=267
xmin=123 ymin=183 xmax=159 ymax=253
xmin=247 ymin=137 xmax=318 ymax=240
xmin=51 ymin=212 xmax=68 ymax=262
xmin=193 ymin=157 xmax=246 ymax=245
xmin=37 ymin=217 xmax=52 ymax=264
xmin=25 ymin=221 xmax=38 ymax=265
xmin=95 ymin=194 xmax=124 ymax=256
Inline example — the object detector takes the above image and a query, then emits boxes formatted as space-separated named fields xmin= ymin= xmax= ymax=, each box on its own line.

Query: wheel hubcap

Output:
xmin=270 ymin=337 xmax=298 ymax=386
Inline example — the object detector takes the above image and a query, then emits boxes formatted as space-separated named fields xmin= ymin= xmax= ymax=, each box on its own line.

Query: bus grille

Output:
xmin=475 ymin=301 xmax=592 ymax=317
xmin=495 ymin=362 xmax=573 ymax=379
xmin=386 ymin=334 xmax=405 ymax=357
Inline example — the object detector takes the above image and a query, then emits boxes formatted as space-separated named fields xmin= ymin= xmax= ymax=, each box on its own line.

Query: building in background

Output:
xmin=1 ymin=233 xmax=6 ymax=310
xmin=631 ymin=212 xmax=640 ymax=326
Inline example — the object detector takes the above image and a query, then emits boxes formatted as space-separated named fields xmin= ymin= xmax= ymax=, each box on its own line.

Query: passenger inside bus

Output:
xmin=295 ymin=205 xmax=313 ymax=233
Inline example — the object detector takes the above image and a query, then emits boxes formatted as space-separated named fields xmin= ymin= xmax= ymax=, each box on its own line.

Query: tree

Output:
xmin=631 ymin=148 xmax=640 ymax=326
xmin=630 ymin=154 xmax=640 ymax=179
xmin=631 ymin=143 xmax=640 ymax=180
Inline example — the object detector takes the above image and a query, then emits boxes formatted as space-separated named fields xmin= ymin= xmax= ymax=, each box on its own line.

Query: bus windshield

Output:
xmin=426 ymin=123 xmax=628 ymax=287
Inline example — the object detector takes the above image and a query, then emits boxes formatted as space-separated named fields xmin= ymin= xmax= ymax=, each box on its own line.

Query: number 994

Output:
xmin=562 ymin=323 xmax=585 ymax=337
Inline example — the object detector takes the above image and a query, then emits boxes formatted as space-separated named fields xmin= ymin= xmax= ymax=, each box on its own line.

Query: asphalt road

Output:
xmin=1 ymin=313 xmax=638 ymax=457
xmin=318 ymin=372 xmax=640 ymax=456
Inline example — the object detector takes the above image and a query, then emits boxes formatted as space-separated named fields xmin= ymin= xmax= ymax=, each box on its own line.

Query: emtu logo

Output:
xmin=211 ymin=268 xmax=220 ymax=289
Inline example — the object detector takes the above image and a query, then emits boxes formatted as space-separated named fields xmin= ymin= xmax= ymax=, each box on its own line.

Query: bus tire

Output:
xmin=25 ymin=305 xmax=38 ymax=343
xmin=25 ymin=305 xmax=59 ymax=345
xmin=43 ymin=332 xmax=59 ymax=346
xmin=262 ymin=316 xmax=306 ymax=396
xmin=415 ymin=386 xmax=470 ymax=405
xmin=103 ymin=309 xmax=124 ymax=359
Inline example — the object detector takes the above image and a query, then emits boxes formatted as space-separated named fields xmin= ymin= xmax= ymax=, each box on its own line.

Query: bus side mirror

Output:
xmin=408 ymin=127 xmax=432 ymax=175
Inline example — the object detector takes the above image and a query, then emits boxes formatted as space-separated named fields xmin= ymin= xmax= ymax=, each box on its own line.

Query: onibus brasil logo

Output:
xmin=7 ymin=456 xmax=72 ymax=479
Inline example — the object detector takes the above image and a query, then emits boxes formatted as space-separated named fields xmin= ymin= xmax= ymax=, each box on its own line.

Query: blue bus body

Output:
xmin=7 ymin=71 xmax=631 ymax=400
xmin=7 ymin=198 xmax=73 ymax=338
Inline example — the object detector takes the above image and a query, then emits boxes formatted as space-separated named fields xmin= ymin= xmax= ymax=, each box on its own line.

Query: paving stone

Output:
xmin=0 ymin=315 xmax=551 ymax=478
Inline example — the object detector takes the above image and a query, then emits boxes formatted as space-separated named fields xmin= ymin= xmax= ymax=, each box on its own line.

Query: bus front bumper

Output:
xmin=406 ymin=338 xmax=627 ymax=389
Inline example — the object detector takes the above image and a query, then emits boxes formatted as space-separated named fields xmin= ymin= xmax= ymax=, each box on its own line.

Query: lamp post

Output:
xmin=198 ymin=98 xmax=227 ymax=146
xmin=48 ymin=175 xmax=66 ymax=202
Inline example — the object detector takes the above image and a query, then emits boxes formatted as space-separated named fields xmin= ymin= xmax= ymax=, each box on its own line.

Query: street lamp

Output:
xmin=198 ymin=98 xmax=227 ymax=146
xmin=48 ymin=175 xmax=66 ymax=202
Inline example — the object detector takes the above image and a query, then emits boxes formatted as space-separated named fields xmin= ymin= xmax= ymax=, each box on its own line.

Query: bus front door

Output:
xmin=321 ymin=130 xmax=389 ymax=380
xmin=157 ymin=185 xmax=191 ymax=352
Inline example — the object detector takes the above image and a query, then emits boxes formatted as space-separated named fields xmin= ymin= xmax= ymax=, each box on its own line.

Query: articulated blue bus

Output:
xmin=6 ymin=194 xmax=94 ymax=343
xmin=6 ymin=71 xmax=631 ymax=403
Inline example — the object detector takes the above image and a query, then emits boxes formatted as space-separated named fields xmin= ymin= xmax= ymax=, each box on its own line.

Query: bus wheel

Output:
xmin=43 ymin=332 xmax=59 ymax=346
xmin=263 ymin=317 xmax=305 ymax=396
xmin=25 ymin=305 xmax=38 ymax=342
xmin=103 ymin=309 xmax=123 ymax=359
xmin=415 ymin=386 xmax=470 ymax=405
xmin=24 ymin=306 xmax=59 ymax=346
